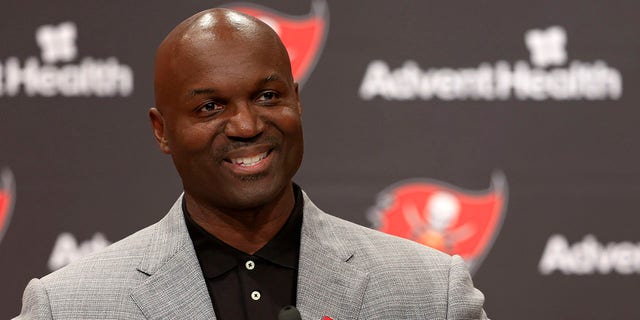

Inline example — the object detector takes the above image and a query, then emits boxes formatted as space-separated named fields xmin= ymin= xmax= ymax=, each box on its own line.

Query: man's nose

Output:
xmin=224 ymin=102 xmax=264 ymax=140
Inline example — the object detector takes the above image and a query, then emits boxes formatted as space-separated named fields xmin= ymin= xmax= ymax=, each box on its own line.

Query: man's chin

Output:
xmin=223 ymin=179 xmax=291 ymax=210
xmin=236 ymin=171 xmax=268 ymax=182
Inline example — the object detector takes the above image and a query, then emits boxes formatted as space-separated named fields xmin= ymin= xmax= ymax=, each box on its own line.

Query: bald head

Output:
xmin=154 ymin=8 xmax=292 ymax=111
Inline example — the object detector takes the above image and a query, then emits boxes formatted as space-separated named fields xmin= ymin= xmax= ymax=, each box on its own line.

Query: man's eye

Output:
xmin=198 ymin=101 xmax=223 ymax=113
xmin=257 ymin=91 xmax=279 ymax=102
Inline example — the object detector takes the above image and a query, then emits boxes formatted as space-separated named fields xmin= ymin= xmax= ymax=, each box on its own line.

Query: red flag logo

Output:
xmin=368 ymin=172 xmax=507 ymax=273
xmin=226 ymin=0 xmax=329 ymax=86
xmin=0 ymin=168 xmax=16 ymax=246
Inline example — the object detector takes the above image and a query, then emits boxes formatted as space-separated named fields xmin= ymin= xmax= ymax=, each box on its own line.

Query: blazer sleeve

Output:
xmin=13 ymin=278 xmax=53 ymax=320
xmin=446 ymin=255 xmax=489 ymax=320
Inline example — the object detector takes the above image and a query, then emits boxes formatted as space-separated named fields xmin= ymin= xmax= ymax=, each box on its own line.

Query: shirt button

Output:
xmin=251 ymin=290 xmax=261 ymax=301
xmin=245 ymin=260 xmax=255 ymax=270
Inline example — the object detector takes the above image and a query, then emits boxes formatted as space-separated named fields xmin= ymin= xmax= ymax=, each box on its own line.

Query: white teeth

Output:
xmin=231 ymin=152 xmax=268 ymax=167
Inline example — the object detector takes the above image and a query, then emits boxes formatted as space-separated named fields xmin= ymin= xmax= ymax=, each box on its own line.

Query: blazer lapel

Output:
xmin=297 ymin=193 xmax=369 ymax=320
xmin=130 ymin=196 xmax=216 ymax=320
xmin=128 ymin=192 xmax=368 ymax=319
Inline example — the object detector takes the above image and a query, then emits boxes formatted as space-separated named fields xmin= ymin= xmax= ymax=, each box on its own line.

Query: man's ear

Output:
xmin=149 ymin=107 xmax=171 ymax=154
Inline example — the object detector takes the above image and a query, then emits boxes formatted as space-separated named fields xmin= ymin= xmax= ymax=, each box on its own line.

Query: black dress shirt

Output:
xmin=183 ymin=184 xmax=303 ymax=320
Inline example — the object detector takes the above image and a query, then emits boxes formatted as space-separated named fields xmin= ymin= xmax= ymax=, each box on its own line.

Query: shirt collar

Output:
xmin=183 ymin=183 xmax=303 ymax=279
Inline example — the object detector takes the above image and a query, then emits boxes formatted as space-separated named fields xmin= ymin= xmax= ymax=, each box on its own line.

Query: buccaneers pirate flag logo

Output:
xmin=226 ymin=0 xmax=329 ymax=87
xmin=368 ymin=172 xmax=507 ymax=273
xmin=0 ymin=168 xmax=16 ymax=247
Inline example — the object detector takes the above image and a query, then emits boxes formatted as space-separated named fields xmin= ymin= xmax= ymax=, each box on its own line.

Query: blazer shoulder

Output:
xmin=316 ymin=212 xmax=479 ymax=317
xmin=322 ymin=212 xmax=452 ymax=269
xmin=16 ymin=221 xmax=163 ymax=319
xmin=40 ymin=220 xmax=159 ymax=287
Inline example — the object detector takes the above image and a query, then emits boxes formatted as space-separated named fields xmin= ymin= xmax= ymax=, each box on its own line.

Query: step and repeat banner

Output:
xmin=1 ymin=1 xmax=639 ymax=318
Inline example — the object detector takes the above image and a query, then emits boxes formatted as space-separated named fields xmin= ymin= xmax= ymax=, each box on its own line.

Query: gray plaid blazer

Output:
xmin=16 ymin=191 xmax=488 ymax=319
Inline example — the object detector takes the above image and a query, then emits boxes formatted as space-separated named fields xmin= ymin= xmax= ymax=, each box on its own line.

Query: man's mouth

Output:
xmin=223 ymin=145 xmax=275 ymax=176
xmin=229 ymin=151 xmax=270 ymax=167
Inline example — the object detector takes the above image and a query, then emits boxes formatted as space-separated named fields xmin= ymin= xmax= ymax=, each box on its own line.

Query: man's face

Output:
xmin=152 ymin=31 xmax=303 ymax=211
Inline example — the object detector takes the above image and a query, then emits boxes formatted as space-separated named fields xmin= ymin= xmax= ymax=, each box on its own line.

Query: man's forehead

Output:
xmin=154 ymin=8 xmax=292 ymax=109
xmin=187 ymin=74 xmax=285 ymax=98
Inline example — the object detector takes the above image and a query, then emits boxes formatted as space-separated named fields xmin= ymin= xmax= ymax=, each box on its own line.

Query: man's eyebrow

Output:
xmin=187 ymin=75 xmax=283 ymax=97
xmin=259 ymin=74 xmax=282 ymax=85
xmin=189 ymin=88 xmax=215 ymax=97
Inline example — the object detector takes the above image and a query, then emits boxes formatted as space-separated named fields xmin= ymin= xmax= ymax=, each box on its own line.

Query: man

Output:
xmin=16 ymin=8 xmax=488 ymax=320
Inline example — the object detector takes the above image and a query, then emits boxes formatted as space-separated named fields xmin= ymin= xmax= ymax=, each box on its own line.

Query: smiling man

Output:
xmin=16 ymin=8 xmax=488 ymax=320
xmin=150 ymin=10 xmax=304 ymax=257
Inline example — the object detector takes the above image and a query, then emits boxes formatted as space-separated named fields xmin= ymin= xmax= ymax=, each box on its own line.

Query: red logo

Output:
xmin=0 ymin=168 xmax=16 ymax=246
xmin=368 ymin=172 xmax=507 ymax=273
xmin=226 ymin=0 xmax=329 ymax=86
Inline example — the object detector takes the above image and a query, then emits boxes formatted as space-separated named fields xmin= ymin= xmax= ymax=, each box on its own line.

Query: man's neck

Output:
xmin=184 ymin=186 xmax=295 ymax=254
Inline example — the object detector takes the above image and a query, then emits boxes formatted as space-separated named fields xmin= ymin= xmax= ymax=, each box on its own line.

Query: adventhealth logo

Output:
xmin=0 ymin=21 xmax=133 ymax=98
xmin=48 ymin=232 xmax=111 ymax=271
xmin=539 ymin=234 xmax=640 ymax=275
xmin=359 ymin=26 xmax=622 ymax=102
xmin=525 ymin=26 xmax=567 ymax=68
xmin=37 ymin=22 xmax=78 ymax=64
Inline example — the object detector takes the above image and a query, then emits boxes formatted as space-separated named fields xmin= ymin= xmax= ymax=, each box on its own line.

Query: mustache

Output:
xmin=215 ymin=135 xmax=281 ymax=156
